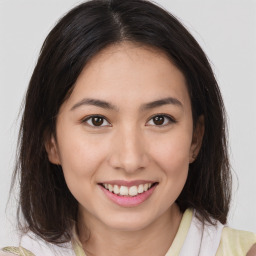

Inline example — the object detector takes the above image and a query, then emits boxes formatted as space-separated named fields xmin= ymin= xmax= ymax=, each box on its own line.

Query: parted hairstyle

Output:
xmin=14 ymin=0 xmax=231 ymax=244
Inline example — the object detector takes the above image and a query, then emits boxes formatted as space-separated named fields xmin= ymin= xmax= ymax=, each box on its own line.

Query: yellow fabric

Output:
xmin=71 ymin=226 xmax=86 ymax=256
xmin=72 ymin=241 xmax=86 ymax=256
xmin=165 ymin=208 xmax=193 ymax=255
xmin=216 ymin=227 xmax=256 ymax=256
xmin=1 ymin=247 xmax=35 ymax=256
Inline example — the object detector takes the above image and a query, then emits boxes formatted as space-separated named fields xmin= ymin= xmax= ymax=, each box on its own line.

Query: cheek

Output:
xmin=149 ymin=131 xmax=191 ymax=198
xmin=150 ymin=131 xmax=192 ymax=173
xmin=56 ymin=133 xmax=111 ymax=210
xmin=56 ymin=129 xmax=109 ymax=187
xmin=154 ymin=134 xmax=191 ymax=201
xmin=143 ymin=131 xmax=192 ymax=214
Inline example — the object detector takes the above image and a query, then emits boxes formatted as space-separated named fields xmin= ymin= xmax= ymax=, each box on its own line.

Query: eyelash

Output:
xmin=81 ymin=114 xmax=176 ymax=128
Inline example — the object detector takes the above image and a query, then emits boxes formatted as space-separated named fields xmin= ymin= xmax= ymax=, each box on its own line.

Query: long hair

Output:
xmin=14 ymin=0 xmax=231 ymax=244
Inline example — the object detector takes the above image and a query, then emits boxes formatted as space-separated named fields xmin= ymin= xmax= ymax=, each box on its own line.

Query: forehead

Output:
xmin=64 ymin=42 xmax=190 ymax=111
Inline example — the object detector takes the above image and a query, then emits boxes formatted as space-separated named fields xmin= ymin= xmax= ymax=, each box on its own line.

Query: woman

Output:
xmin=1 ymin=0 xmax=255 ymax=255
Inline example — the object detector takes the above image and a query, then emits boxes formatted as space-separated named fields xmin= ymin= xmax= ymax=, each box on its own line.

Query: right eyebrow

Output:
xmin=70 ymin=98 xmax=119 ymax=111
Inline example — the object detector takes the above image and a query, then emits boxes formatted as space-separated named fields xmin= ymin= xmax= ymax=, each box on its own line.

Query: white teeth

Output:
xmin=108 ymin=184 xmax=113 ymax=192
xmin=138 ymin=184 xmax=144 ymax=194
xmin=113 ymin=185 xmax=120 ymax=194
xmin=129 ymin=186 xmax=138 ymax=196
xmin=103 ymin=182 xmax=155 ymax=196
xmin=120 ymin=186 xmax=129 ymax=196
xmin=144 ymin=183 xmax=149 ymax=191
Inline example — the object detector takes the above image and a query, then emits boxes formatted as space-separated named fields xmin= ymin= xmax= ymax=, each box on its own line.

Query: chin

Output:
xmin=102 ymin=213 xmax=155 ymax=232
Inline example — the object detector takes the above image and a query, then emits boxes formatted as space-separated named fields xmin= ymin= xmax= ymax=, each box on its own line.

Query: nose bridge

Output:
xmin=109 ymin=124 xmax=149 ymax=173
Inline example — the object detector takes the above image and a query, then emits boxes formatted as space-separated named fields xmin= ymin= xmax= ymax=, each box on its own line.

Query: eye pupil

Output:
xmin=92 ymin=117 xmax=103 ymax=126
xmin=153 ymin=116 xmax=164 ymax=125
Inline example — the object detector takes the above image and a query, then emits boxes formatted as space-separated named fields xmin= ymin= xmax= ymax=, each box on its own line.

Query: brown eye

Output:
xmin=153 ymin=116 xmax=165 ymax=125
xmin=92 ymin=117 xmax=104 ymax=126
xmin=147 ymin=114 xmax=175 ymax=127
xmin=83 ymin=115 xmax=110 ymax=127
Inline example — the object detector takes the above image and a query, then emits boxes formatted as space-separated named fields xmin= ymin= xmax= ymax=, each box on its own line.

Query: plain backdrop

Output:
xmin=0 ymin=0 xmax=255 ymax=247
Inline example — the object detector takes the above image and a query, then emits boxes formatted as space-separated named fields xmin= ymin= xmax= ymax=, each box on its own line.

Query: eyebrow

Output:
xmin=70 ymin=97 xmax=183 ymax=112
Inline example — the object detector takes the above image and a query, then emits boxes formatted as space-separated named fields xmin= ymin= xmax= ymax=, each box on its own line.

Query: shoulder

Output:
xmin=216 ymin=226 xmax=256 ymax=256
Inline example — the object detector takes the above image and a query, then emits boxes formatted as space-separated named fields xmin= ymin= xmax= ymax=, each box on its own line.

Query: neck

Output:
xmin=77 ymin=204 xmax=182 ymax=256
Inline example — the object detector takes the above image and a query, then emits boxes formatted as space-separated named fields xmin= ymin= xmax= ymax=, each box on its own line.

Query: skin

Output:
xmin=247 ymin=244 xmax=256 ymax=256
xmin=46 ymin=42 xmax=204 ymax=256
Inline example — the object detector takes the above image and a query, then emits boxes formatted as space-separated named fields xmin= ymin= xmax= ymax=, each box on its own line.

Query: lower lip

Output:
xmin=99 ymin=184 xmax=157 ymax=207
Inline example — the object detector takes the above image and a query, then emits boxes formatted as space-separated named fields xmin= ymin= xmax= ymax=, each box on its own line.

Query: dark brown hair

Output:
xmin=14 ymin=0 xmax=231 ymax=244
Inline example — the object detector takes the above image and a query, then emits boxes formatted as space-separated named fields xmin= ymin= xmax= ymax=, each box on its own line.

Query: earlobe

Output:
xmin=45 ymin=135 xmax=61 ymax=165
xmin=189 ymin=115 xmax=205 ymax=163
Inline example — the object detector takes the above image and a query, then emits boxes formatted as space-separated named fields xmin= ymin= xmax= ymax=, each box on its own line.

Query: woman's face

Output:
xmin=47 ymin=42 xmax=203 ymax=232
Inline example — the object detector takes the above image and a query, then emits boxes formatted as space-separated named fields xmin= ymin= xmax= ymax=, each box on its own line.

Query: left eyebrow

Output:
xmin=70 ymin=97 xmax=183 ymax=112
xmin=139 ymin=97 xmax=183 ymax=111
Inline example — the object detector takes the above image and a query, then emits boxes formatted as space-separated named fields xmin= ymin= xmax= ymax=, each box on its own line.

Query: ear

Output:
xmin=189 ymin=115 xmax=205 ymax=163
xmin=45 ymin=135 xmax=61 ymax=165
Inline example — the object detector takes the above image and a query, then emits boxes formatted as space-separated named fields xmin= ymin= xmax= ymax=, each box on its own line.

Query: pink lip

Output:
xmin=99 ymin=183 xmax=157 ymax=207
xmin=99 ymin=180 xmax=156 ymax=187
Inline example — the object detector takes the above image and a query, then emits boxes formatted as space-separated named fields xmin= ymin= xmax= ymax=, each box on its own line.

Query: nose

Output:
xmin=108 ymin=126 xmax=149 ymax=173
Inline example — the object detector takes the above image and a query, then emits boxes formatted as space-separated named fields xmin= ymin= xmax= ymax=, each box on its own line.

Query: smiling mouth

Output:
xmin=99 ymin=182 xmax=159 ymax=197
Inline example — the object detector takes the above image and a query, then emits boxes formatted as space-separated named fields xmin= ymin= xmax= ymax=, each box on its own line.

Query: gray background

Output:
xmin=0 ymin=0 xmax=255 ymax=246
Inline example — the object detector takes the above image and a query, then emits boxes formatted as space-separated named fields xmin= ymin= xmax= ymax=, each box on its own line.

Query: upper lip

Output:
xmin=98 ymin=180 xmax=157 ymax=187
